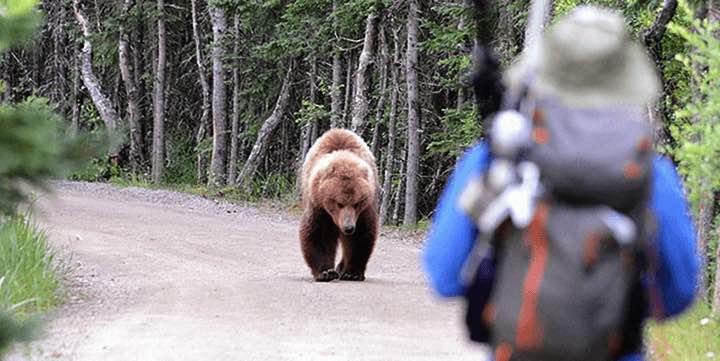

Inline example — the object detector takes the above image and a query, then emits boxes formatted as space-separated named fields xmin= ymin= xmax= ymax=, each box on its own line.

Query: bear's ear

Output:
xmin=325 ymin=164 xmax=337 ymax=177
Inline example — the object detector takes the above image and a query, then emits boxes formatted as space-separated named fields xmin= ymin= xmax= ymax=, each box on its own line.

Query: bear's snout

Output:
xmin=342 ymin=223 xmax=356 ymax=235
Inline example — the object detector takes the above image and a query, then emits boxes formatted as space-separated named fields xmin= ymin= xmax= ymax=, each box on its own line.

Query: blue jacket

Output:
xmin=422 ymin=142 xmax=699 ymax=361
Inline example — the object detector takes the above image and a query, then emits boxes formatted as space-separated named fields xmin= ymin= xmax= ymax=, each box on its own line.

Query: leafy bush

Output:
xmin=426 ymin=104 xmax=481 ymax=160
xmin=0 ymin=97 xmax=103 ymax=214
xmin=165 ymin=133 xmax=198 ymax=185
xmin=0 ymin=0 xmax=97 ymax=355
xmin=669 ymin=15 xmax=720 ymax=207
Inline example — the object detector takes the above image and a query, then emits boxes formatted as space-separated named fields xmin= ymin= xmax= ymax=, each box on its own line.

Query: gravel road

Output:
xmin=9 ymin=182 xmax=488 ymax=361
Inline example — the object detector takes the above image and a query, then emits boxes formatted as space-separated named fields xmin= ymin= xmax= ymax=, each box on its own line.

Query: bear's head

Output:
xmin=311 ymin=151 xmax=375 ymax=236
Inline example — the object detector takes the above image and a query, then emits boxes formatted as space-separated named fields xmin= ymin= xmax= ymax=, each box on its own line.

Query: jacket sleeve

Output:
xmin=649 ymin=156 xmax=700 ymax=318
xmin=422 ymin=143 xmax=490 ymax=297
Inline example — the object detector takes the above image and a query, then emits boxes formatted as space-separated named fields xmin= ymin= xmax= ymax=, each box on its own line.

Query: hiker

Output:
xmin=422 ymin=6 xmax=699 ymax=361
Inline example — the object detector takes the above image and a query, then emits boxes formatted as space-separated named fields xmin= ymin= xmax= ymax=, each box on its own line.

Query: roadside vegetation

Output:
xmin=648 ymin=302 xmax=720 ymax=361
xmin=0 ymin=0 xmax=98 ymax=356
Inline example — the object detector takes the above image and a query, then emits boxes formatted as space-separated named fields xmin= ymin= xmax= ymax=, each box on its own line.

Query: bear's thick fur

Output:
xmin=299 ymin=129 xmax=379 ymax=282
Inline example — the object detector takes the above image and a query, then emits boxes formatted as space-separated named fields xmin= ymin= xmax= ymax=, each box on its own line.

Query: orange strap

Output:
xmin=516 ymin=203 xmax=549 ymax=349
xmin=495 ymin=342 xmax=514 ymax=361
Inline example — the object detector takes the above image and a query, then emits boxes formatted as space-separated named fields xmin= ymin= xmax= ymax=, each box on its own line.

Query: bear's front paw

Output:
xmin=339 ymin=272 xmax=365 ymax=281
xmin=314 ymin=269 xmax=339 ymax=282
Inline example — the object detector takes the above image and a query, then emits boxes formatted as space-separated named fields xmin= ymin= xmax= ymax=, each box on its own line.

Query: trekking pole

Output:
xmin=523 ymin=0 xmax=551 ymax=70
xmin=459 ymin=0 xmax=551 ymax=286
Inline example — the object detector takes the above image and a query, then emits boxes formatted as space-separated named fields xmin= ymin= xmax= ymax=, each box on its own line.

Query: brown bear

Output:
xmin=299 ymin=128 xmax=379 ymax=282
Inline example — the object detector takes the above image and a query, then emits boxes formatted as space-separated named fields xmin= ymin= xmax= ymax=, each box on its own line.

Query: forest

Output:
xmin=1 ymin=0 xmax=719 ymax=332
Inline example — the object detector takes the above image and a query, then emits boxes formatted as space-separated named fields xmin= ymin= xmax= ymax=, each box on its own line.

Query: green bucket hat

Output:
xmin=506 ymin=6 xmax=660 ymax=108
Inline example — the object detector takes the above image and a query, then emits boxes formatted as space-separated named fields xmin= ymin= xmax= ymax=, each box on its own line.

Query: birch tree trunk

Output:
xmin=208 ymin=5 xmax=228 ymax=187
xmin=403 ymin=0 xmax=420 ymax=226
xmin=296 ymin=58 xmax=317 ymax=196
xmin=495 ymin=0 xmax=520 ymax=63
xmin=191 ymin=0 xmax=212 ymax=184
xmin=392 ymin=149 xmax=407 ymax=225
xmin=72 ymin=0 xmax=120 ymax=157
xmin=379 ymin=27 xmax=400 ymax=225
xmin=370 ymin=24 xmax=388 ymax=159
xmin=71 ymin=49 xmax=81 ymax=133
xmin=228 ymin=14 xmax=241 ymax=186
xmin=330 ymin=0 xmax=343 ymax=128
xmin=236 ymin=65 xmax=293 ymax=191
xmin=350 ymin=11 xmax=379 ymax=134
xmin=342 ymin=54 xmax=353 ymax=127
xmin=118 ymin=0 xmax=143 ymax=171
xmin=300 ymin=57 xmax=318 ymax=164
xmin=151 ymin=0 xmax=167 ymax=184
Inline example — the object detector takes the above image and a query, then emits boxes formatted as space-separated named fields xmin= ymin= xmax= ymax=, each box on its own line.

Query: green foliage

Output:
xmin=421 ymin=2 xmax=473 ymax=91
xmin=427 ymin=104 xmax=482 ymax=159
xmin=668 ymin=15 xmax=720 ymax=208
xmin=294 ymin=100 xmax=330 ymax=127
xmin=109 ymin=174 xmax=156 ymax=189
xmin=0 ymin=1 xmax=97 ymax=355
xmin=240 ymin=170 xmax=296 ymax=202
xmin=69 ymin=155 xmax=122 ymax=182
xmin=0 ymin=214 xmax=64 ymax=315
xmin=0 ymin=94 xmax=103 ymax=216
xmin=165 ymin=133 xmax=198 ymax=185
xmin=0 ymin=0 xmax=40 ymax=52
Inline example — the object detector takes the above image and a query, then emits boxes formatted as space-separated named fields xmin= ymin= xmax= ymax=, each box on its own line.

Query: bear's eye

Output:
xmin=336 ymin=202 xmax=343 ymax=208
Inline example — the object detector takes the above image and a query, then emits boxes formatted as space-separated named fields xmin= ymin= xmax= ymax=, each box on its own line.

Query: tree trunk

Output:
xmin=456 ymin=0 xmax=472 ymax=109
xmin=330 ymin=0 xmax=343 ymax=128
xmin=228 ymin=14 xmax=241 ymax=186
xmin=708 ymin=0 xmax=720 ymax=316
xmin=350 ymin=11 xmax=379 ymax=134
xmin=494 ymin=0 xmax=520 ymax=63
xmin=118 ymin=0 xmax=144 ymax=171
xmin=190 ymin=0 xmax=212 ymax=185
xmin=714 ymin=219 xmax=720 ymax=315
xmin=134 ymin=0 xmax=149 ymax=158
xmin=151 ymin=0 xmax=167 ymax=184
xmin=379 ymin=27 xmax=400 ymax=225
xmin=72 ymin=0 xmax=121 ymax=157
xmin=236 ymin=64 xmax=293 ymax=191
xmin=296 ymin=59 xmax=317 ymax=196
xmin=403 ymin=0 xmax=420 ymax=226
xmin=370 ymin=22 xmax=389 ymax=164
xmin=299 ymin=57 xmax=318 ymax=166
xmin=645 ymin=0 xmax=679 ymax=56
xmin=208 ymin=5 xmax=228 ymax=187
xmin=695 ymin=197 xmax=714 ymax=298
xmin=342 ymin=53 xmax=353 ymax=128
xmin=1 ymin=54 xmax=11 ymax=102
xmin=71 ymin=49 xmax=81 ymax=133
xmin=392 ymin=149 xmax=407 ymax=225
xmin=644 ymin=0 xmax=679 ymax=147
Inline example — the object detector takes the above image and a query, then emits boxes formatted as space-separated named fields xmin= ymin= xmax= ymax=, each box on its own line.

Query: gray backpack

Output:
xmin=467 ymin=99 xmax=655 ymax=361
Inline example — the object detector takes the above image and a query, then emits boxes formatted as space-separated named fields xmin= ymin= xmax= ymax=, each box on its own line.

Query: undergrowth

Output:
xmin=0 ymin=214 xmax=65 ymax=316
xmin=647 ymin=302 xmax=719 ymax=361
